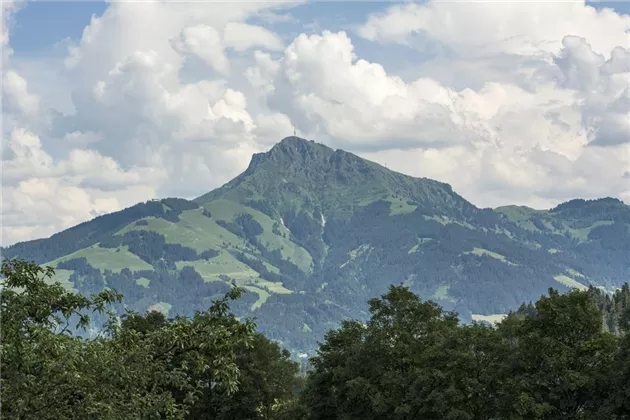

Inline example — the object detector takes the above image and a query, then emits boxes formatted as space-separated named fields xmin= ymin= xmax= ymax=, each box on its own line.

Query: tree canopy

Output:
xmin=1 ymin=259 xmax=629 ymax=419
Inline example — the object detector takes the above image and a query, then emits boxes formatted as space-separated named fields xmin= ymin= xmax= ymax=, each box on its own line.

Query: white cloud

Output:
xmin=1 ymin=129 xmax=163 ymax=244
xmin=175 ymin=24 xmax=229 ymax=75
xmin=62 ymin=131 xmax=103 ymax=148
xmin=2 ymin=178 xmax=157 ymax=245
xmin=1 ymin=0 xmax=25 ymax=62
xmin=358 ymin=1 xmax=630 ymax=58
xmin=2 ymin=70 xmax=40 ymax=117
xmin=223 ymin=22 xmax=284 ymax=52
xmin=245 ymin=50 xmax=281 ymax=95
xmin=250 ymin=25 xmax=628 ymax=208
xmin=1 ymin=0 xmax=629 ymax=245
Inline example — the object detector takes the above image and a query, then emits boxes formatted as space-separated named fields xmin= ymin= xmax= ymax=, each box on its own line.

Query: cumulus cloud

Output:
xmin=3 ymin=70 xmax=40 ymax=116
xmin=553 ymin=36 xmax=630 ymax=147
xmin=174 ymin=25 xmax=230 ymax=75
xmin=1 ymin=0 xmax=629 ymax=245
xmin=2 ymin=178 xmax=157 ymax=245
xmin=247 ymin=11 xmax=628 ymax=208
xmin=358 ymin=1 xmax=630 ymax=58
xmin=223 ymin=22 xmax=284 ymax=52
xmin=1 ymin=0 xmax=25 ymax=61
xmin=1 ymin=129 xmax=164 ymax=244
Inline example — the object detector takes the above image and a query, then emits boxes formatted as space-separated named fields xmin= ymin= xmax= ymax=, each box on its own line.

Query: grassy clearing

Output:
xmin=241 ymin=277 xmax=292 ymax=312
xmin=242 ymin=285 xmax=270 ymax=311
xmin=117 ymin=210 xmax=245 ymax=252
xmin=204 ymin=199 xmax=313 ymax=273
xmin=341 ymin=244 xmax=372 ymax=268
xmin=48 ymin=245 xmax=153 ymax=273
xmin=567 ymin=220 xmax=613 ymax=241
xmin=173 ymin=245 xmax=293 ymax=312
xmin=423 ymin=215 xmax=476 ymax=230
xmin=463 ymin=248 xmax=519 ymax=266
xmin=408 ymin=237 xmax=433 ymax=254
xmin=432 ymin=284 xmax=457 ymax=303
xmin=495 ymin=206 xmax=543 ymax=231
xmin=263 ymin=261 xmax=280 ymax=274
xmin=252 ymin=277 xmax=292 ymax=294
xmin=468 ymin=247 xmax=506 ymax=261
xmin=176 ymin=252 xmax=258 ymax=282
xmin=148 ymin=302 xmax=172 ymax=316
xmin=136 ymin=277 xmax=151 ymax=288
xmin=553 ymin=275 xmax=588 ymax=291
xmin=496 ymin=206 xmax=615 ymax=241
xmin=387 ymin=196 xmax=417 ymax=216
xmin=47 ymin=269 xmax=76 ymax=291
xmin=548 ymin=248 xmax=561 ymax=254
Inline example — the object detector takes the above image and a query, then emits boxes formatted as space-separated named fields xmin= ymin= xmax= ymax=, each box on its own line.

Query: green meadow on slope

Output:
xmin=3 ymin=137 xmax=629 ymax=354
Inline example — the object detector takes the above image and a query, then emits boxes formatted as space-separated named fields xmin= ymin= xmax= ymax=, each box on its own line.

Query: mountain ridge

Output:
xmin=2 ymin=137 xmax=629 ymax=354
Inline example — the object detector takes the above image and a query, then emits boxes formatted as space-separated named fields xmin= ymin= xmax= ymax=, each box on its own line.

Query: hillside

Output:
xmin=2 ymin=136 xmax=629 ymax=354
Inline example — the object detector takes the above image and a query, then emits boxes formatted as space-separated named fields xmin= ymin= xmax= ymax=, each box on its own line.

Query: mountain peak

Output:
xmin=270 ymin=136 xmax=333 ymax=158
xmin=278 ymin=136 xmax=316 ymax=146
xmin=242 ymin=137 xmax=334 ymax=176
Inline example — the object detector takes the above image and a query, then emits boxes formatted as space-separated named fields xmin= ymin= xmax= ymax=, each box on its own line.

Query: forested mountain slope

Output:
xmin=3 ymin=137 xmax=629 ymax=354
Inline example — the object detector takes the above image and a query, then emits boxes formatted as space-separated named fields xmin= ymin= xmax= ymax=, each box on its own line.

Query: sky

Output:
xmin=1 ymin=0 xmax=629 ymax=246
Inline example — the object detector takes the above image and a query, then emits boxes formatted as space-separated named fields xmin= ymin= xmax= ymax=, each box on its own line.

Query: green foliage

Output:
xmin=300 ymin=285 xmax=629 ymax=420
xmin=0 ymin=259 xmax=265 ymax=419
xmin=3 ymin=259 xmax=630 ymax=419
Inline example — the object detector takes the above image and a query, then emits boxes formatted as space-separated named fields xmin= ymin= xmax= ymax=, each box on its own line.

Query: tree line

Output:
xmin=1 ymin=258 xmax=629 ymax=419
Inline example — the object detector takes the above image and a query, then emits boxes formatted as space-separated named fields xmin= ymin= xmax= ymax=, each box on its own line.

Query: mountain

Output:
xmin=3 ymin=137 xmax=629 ymax=354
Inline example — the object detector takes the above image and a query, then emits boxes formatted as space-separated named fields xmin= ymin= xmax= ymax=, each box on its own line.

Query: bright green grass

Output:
xmin=467 ymin=247 xmax=506 ymax=261
xmin=496 ymin=206 xmax=615 ymax=241
xmin=242 ymin=285 xmax=270 ymax=311
xmin=341 ymin=244 xmax=372 ymax=268
xmin=548 ymin=248 xmax=561 ymax=254
xmin=176 ymin=254 xmax=291 ymax=291
xmin=423 ymin=215 xmax=476 ymax=230
xmin=47 ymin=269 xmax=76 ymax=291
xmin=402 ymin=274 xmax=416 ymax=288
xmin=263 ymin=261 xmax=280 ymax=274
xmin=238 ymin=250 xmax=282 ymax=276
xmin=387 ymin=196 xmax=417 ymax=215
xmin=176 ymin=252 xmax=258 ymax=282
xmin=136 ymin=277 xmax=151 ymax=288
xmin=242 ymin=277 xmax=292 ymax=311
xmin=432 ymin=284 xmax=457 ymax=303
xmin=47 ymin=245 xmax=153 ymax=273
xmin=464 ymin=247 xmax=519 ymax=266
xmin=567 ymin=220 xmax=614 ymax=241
xmin=349 ymin=244 xmax=371 ymax=259
xmin=553 ymin=274 xmax=588 ymax=291
xmin=302 ymin=323 xmax=312 ymax=333
xmin=495 ymin=205 xmax=543 ymax=231
xmin=203 ymin=199 xmax=313 ymax=272
xmin=117 ymin=210 xmax=245 ymax=252
xmin=255 ymin=278 xmax=292 ymax=294
xmin=408 ymin=237 xmax=433 ymax=254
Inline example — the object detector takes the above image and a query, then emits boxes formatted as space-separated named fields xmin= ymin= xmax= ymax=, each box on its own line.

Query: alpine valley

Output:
xmin=3 ymin=137 xmax=629 ymax=355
